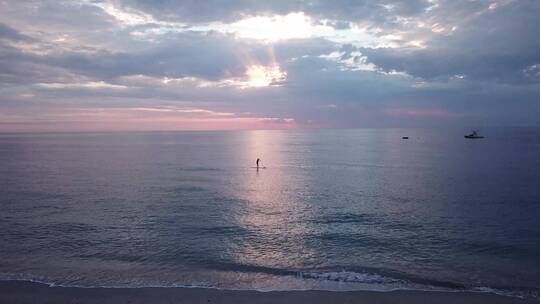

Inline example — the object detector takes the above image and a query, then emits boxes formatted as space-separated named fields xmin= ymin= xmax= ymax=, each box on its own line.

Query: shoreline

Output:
xmin=0 ymin=280 xmax=537 ymax=304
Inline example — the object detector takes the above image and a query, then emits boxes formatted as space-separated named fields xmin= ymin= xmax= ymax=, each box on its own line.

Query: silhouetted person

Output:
xmin=256 ymin=158 xmax=261 ymax=169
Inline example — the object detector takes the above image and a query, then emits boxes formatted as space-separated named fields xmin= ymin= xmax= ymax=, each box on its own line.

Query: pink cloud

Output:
xmin=0 ymin=107 xmax=298 ymax=132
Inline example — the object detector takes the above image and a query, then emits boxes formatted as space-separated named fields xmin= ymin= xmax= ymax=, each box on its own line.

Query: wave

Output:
xmin=297 ymin=270 xmax=402 ymax=284
xmin=1 ymin=267 xmax=538 ymax=300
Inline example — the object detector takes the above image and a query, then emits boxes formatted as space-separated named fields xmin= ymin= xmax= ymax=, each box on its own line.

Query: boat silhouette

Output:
xmin=464 ymin=130 xmax=484 ymax=139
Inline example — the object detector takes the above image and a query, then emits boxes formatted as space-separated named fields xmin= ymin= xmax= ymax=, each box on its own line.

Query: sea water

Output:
xmin=0 ymin=129 xmax=539 ymax=298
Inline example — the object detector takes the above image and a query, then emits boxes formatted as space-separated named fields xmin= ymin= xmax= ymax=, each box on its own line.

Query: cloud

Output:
xmin=384 ymin=107 xmax=471 ymax=118
xmin=0 ymin=23 xmax=31 ymax=41
xmin=358 ymin=1 xmax=540 ymax=84
xmin=0 ymin=104 xmax=297 ymax=132
xmin=0 ymin=0 xmax=539 ymax=130
xmin=119 ymin=0 xmax=429 ymax=24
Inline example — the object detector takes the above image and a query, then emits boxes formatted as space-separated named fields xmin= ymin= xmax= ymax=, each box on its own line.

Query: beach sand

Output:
xmin=0 ymin=281 xmax=536 ymax=304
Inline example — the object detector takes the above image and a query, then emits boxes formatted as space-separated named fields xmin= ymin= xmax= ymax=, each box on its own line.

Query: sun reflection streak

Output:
xmin=227 ymin=131 xmax=318 ymax=268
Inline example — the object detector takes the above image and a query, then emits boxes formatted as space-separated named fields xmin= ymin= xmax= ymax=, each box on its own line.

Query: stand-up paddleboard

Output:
xmin=250 ymin=166 xmax=267 ymax=169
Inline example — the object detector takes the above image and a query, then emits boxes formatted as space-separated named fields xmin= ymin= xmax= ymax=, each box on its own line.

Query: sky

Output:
xmin=0 ymin=0 xmax=539 ymax=131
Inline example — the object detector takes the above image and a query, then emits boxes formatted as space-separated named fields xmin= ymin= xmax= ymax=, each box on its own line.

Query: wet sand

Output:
xmin=0 ymin=280 xmax=536 ymax=304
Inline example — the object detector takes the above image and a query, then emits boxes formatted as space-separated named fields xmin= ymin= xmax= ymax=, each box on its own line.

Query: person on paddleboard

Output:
xmin=256 ymin=158 xmax=261 ymax=169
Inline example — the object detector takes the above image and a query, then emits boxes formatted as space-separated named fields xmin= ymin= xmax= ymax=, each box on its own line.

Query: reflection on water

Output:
xmin=0 ymin=129 xmax=539 ymax=297
xmin=230 ymin=131 xmax=318 ymax=270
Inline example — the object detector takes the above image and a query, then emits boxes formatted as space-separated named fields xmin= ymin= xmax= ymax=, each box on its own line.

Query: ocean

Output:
xmin=0 ymin=129 xmax=539 ymax=299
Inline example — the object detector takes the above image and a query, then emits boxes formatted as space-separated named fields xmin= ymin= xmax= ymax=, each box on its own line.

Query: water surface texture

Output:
xmin=1 ymin=129 xmax=539 ymax=298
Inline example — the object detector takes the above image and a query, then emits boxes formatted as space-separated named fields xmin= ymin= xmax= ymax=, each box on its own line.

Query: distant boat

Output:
xmin=464 ymin=130 xmax=484 ymax=139
xmin=402 ymin=136 xmax=409 ymax=139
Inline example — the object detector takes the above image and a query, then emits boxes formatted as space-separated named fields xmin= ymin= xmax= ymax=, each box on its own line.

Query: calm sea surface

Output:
xmin=0 ymin=129 xmax=539 ymax=298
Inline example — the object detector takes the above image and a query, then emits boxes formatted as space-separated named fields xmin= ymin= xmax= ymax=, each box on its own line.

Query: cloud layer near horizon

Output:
xmin=1 ymin=0 xmax=539 ymax=131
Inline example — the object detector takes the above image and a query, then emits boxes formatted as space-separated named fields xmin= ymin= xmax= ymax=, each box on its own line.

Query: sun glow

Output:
xmin=244 ymin=65 xmax=287 ymax=88
xmin=229 ymin=12 xmax=332 ymax=41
